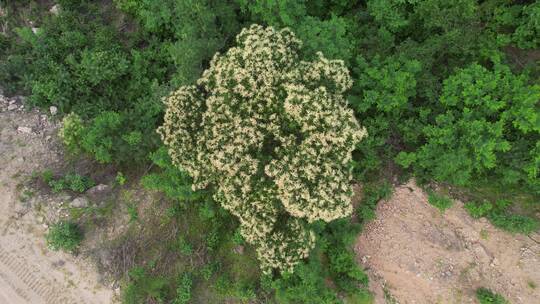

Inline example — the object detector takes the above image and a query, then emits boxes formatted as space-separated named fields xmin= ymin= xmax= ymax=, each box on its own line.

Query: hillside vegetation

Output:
xmin=0 ymin=0 xmax=538 ymax=303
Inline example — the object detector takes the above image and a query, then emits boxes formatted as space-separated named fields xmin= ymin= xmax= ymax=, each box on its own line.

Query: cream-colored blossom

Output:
xmin=158 ymin=24 xmax=366 ymax=274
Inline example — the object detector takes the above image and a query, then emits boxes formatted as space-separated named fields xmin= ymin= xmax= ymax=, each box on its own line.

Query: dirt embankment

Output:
xmin=0 ymin=94 xmax=114 ymax=304
xmin=356 ymin=180 xmax=540 ymax=304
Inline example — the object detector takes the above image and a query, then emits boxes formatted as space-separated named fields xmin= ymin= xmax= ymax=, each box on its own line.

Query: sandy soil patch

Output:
xmin=355 ymin=180 xmax=540 ymax=304
xmin=0 ymin=94 xmax=114 ymax=304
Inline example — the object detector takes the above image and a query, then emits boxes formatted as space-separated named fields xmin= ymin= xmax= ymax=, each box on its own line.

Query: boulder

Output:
xmin=70 ymin=196 xmax=89 ymax=208
xmin=17 ymin=126 xmax=32 ymax=134
xmin=86 ymin=184 xmax=110 ymax=197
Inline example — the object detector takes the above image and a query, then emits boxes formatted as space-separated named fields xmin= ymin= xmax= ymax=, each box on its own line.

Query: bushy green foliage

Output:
xmin=59 ymin=111 xmax=153 ymax=164
xmin=398 ymin=61 xmax=540 ymax=192
xmin=271 ymin=259 xmax=340 ymax=304
xmin=116 ymin=172 xmax=127 ymax=186
xmin=42 ymin=170 xmax=94 ymax=193
xmin=349 ymin=55 xmax=422 ymax=178
xmin=427 ymin=191 xmax=453 ymax=212
xmin=5 ymin=2 xmax=165 ymax=164
xmin=127 ymin=204 xmax=139 ymax=223
xmin=323 ymin=220 xmax=369 ymax=293
xmin=270 ymin=217 xmax=371 ymax=303
xmin=215 ymin=276 xmax=257 ymax=301
xmin=114 ymin=0 xmax=241 ymax=85
xmin=488 ymin=1 xmax=540 ymax=50
xmin=46 ymin=221 xmax=83 ymax=252
xmin=476 ymin=287 xmax=509 ymax=304
xmin=173 ymin=273 xmax=192 ymax=304
xmin=513 ymin=2 xmax=540 ymax=49
xmin=356 ymin=182 xmax=392 ymax=223
xmin=464 ymin=201 xmax=493 ymax=219
xmin=141 ymin=147 xmax=201 ymax=202
xmin=122 ymin=267 xmax=168 ymax=304
xmin=465 ymin=200 xmax=539 ymax=234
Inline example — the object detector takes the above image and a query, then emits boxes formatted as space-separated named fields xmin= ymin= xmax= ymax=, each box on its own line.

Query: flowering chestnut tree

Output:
xmin=158 ymin=25 xmax=366 ymax=273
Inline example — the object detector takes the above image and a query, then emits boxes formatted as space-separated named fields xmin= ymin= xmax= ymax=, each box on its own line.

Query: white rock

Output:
xmin=7 ymin=104 xmax=18 ymax=111
xmin=31 ymin=27 xmax=39 ymax=34
xmin=50 ymin=106 xmax=58 ymax=115
xmin=50 ymin=4 xmax=60 ymax=15
xmin=17 ymin=126 xmax=32 ymax=134
xmin=86 ymin=184 xmax=109 ymax=195
xmin=70 ymin=196 xmax=89 ymax=208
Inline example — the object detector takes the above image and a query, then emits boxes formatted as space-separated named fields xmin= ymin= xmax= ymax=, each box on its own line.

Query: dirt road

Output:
xmin=0 ymin=94 xmax=113 ymax=304
xmin=356 ymin=180 xmax=540 ymax=304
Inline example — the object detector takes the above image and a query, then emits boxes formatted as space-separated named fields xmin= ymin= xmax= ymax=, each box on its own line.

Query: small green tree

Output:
xmin=46 ymin=221 xmax=83 ymax=252
xmin=398 ymin=61 xmax=540 ymax=191
xmin=159 ymin=25 xmax=366 ymax=274
xmin=476 ymin=287 xmax=509 ymax=304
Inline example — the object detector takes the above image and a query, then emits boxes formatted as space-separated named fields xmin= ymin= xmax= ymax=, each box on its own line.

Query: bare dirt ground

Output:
xmin=356 ymin=180 xmax=540 ymax=304
xmin=0 ymin=94 xmax=114 ymax=304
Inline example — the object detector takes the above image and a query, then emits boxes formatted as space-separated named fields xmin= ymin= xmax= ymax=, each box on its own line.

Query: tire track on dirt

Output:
xmin=0 ymin=247 xmax=84 ymax=304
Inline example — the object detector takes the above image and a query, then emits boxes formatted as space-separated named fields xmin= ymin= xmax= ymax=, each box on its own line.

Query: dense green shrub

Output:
xmin=356 ymin=182 xmax=392 ymax=223
xmin=46 ymin=221 xmax=83 ymax=252
xmin=464 ymin=201 xmax=493 ymax=219
xmin=215 ymin=276 xmax=257 ymax=302
xmin=398 ymin=61 xmax=540 ymax=192
xmin=141 ymin=147 xmax=201 ymax=202
xmin=59 ymin=111 xmax=155 ymax=164
xmin=270 ymin=217 xmax=372 ymax=303
xmin=349 ymin=55 xmax=422 ymax=178
xmin=476 ymin=287 xmax=509 ymax=304
xmin=489 ymin=1 xmax=540 ymax=50
xmin=237 ymin=0 xmax=357 ymax=63
xmin=427 ymin=191 xmax=453 ymax=212
xmin=323 ymin=220 xmax=369 ymax=293
xmin=113 ymin=0 xmax=241 ymax=85
xmin=271 ymin=259 xmax=340 ymax=304
xmin=513 ymin=2 xmax=540 ymax=49
xmin=122 ymin=267 xmax=168 ymax=304
xmin=173 ymin=273 xmax=192 ymax=304
xmin=41 ymin=170 xmax=94 ymax=193
xmin=465 ymin=200 xmax=539 ymax=234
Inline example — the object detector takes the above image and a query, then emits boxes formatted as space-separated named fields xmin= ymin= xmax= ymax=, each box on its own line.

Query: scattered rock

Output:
xmin=7 ymin=104 xmax=18 ymax=111
xmin=14 ymin=203 xmax=31 ymax=217
xmin=86 ymin=184 xmax=110 ymax=196
xmin=49 ymin=106 xmax=58 ymax=115
xmin=17 ymin=126 xmax=33 ymax=134
xmin=52 ymin=260 xmax=66 ymax=268
xmin=473 ymin=244 xmax=491 ymax=265
xmin=233 ymin=245 xmax=245 ymax=255
xmin=70 ymin=196 xmax=89 ymax=208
